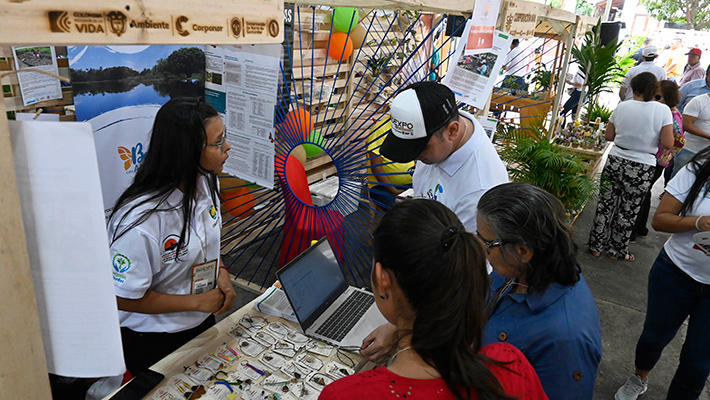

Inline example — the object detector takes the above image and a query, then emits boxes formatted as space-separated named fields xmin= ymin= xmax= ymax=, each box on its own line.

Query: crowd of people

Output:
xmin=84 ymin=42 xmax=710 ymax=399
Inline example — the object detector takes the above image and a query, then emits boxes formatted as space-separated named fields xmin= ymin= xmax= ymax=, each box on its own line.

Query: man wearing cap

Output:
xmin=619 ymin=45 xmax=666 ymax=102
xmin=677 ymin=64 xmax=710 ymax=113
xmin=678 ymin=48 xmax=705 ymax=87
xmin=379 ymin=81 xmax=508 ymax=233
xmin=631 ymin=38 xmax=654 ymax=66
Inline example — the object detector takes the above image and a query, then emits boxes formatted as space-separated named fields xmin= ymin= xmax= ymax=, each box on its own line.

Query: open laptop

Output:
xmin=276 ymin=237 xmax=388 ymax=348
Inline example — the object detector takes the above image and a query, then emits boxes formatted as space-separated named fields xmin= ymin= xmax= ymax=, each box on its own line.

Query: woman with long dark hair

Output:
xmin=477 ymin=182 xmax=602 ymax=400
xmin=108 ymin=98 xmax=236 ymax=376
xmin=615 ymin=147 xmax=710 ymax=400
xmin=588 ymin=72 xmax=674 ymax=261
xmin=319 ymin=199 xmax=547 ymax=400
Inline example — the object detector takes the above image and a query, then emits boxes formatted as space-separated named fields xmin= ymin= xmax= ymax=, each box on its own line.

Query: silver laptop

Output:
xmin=276 ymin=237 xmax=388 ymax=348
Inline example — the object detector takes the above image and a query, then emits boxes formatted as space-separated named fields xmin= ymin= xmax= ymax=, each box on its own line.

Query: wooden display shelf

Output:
xmin=490 ymin=91 xmax=553 ymax=128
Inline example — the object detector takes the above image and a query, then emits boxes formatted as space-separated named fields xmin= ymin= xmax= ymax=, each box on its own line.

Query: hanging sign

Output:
xmin=500 ymin=0 xmax=540 ymax=38
xmin=465 ymin=0 xmax=503 ymax=55
xmin=0 ymin=0 xmax=283 ymax=45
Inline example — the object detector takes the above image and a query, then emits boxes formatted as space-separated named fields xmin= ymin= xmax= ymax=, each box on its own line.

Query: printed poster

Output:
xmin=204 ymin=45 xmax=280 ymax=189
xmin=69 ymin=45 xmax=205 ymax=217
xmin=443 ymin=26 xmax=512 ymax=109
xmin=465 ymin=0 xmax=502 ymax=55
xmin=12 ymin=46 xmax=63 ymax=107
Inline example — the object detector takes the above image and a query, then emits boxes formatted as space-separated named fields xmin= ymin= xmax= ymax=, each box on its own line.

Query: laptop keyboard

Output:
xmin=315 ymin=291 xmax=374 ymax=342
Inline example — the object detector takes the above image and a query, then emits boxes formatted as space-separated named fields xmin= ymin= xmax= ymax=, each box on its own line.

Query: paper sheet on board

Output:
xmin=10 ymin=121 xmax=125 ymax=377
xmin=12 ymin=46 xmax=63 ymax=107
xmin=442 ymin=26 xmax=512 ymax=109
xmin=204 ymin=44 xmax=281 ymax=189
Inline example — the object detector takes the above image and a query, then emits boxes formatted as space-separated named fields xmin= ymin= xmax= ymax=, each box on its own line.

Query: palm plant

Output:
xmin=571 ymin=20 xmax=624 ymax=116
xmin=498 ymin=122 xmax=598 ymax=214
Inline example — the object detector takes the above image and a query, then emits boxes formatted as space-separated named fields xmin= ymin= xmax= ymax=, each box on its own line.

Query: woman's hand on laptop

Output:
xmin=359 ymin=323 xmax=397 ymax=364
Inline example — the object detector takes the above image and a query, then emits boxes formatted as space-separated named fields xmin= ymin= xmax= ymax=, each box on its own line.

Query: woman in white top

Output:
xmin=588 ymin=72 xmax=674 ymax=261
xmin=108 ymin=98 xmax=236 ymax=376
xmin=615 ymin=146 xmax=710 ymax=400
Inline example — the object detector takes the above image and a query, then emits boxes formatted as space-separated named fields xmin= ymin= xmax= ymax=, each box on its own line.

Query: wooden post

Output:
xmin=548 ymin=15 xmax=578 ymax=136
xmin=0 ymin=86 xmax=52 ymax=399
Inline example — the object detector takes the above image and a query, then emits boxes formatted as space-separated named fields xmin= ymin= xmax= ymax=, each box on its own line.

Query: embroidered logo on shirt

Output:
xmin=162 ymin=234 xmax=188 ymax=263
xmin=209 ymin=205 xmax=217 ymax=219
xmin=427 ymin=184 xmax=444 ymax=200
xmin=113 ymin=253 xmax=131 ymax=273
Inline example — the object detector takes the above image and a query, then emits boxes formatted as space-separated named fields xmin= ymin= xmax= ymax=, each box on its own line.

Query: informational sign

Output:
xmin=500 ymin=0 xmax=540 ymax=38
xmin=12 ymin=46 xmax=62 ymax=107
xmin=477 ymin=117 xmax=498 ymax=141
xmin=204 ymin=45 xmax=280 ymax=189
xmin=465 ymin=0 xmax=502 ymax=55
xmin=443 ymin=26 xmax=512 ymax=109
xmin=0 ymin=0 xmax=283 ymax=45
xmin=69 ymin=45 xmax=205 ymax=217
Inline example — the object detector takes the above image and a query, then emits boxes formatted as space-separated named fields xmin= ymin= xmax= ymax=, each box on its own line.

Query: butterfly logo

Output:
xmin=118 ymin=143 xmax=145 ymax=171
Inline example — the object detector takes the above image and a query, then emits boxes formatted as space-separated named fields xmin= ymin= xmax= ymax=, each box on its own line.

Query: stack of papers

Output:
xmin=253 ymin=282 xmax=297 ymax=322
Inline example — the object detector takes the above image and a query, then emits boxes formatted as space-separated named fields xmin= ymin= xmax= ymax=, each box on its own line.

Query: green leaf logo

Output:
xmin=113 ymin=253 xmax=131 ymax=273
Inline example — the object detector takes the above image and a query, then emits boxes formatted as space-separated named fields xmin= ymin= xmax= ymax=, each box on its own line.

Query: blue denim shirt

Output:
xmin=483 ymin=272 xmax=602 ymax=400
xmin=678 ymin=78 xmax=710 ymax=113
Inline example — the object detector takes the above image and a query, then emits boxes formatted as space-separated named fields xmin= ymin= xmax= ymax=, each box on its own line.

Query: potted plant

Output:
xmin=570 ymin=20 xmax=625 ymax=121
xmin=498 ymin=122 xmax=598 ymax=215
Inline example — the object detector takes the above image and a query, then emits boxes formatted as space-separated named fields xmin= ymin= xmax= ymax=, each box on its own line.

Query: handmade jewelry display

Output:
xmin=148 ymin=313 xmax=362 ymax=400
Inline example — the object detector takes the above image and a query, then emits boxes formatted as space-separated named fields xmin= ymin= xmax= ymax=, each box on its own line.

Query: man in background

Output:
xmin=678 ymin=48 xmax=705 ymax=87
xmin=501 ymin=39 xmax=528 ymax=90
xmin=662 ymin=38 xmax=685 ymax=82
xmin=631 ymin=38 xmax=654 ymax=66
xmin=678 ymin=64 xmax=710 ymax=112
xmin=619 ymin=45 xmax=666 ymax=102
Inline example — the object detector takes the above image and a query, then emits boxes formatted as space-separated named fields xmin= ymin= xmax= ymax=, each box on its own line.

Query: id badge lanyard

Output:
xmin=190 ymin=204 xmax=218 ymax=294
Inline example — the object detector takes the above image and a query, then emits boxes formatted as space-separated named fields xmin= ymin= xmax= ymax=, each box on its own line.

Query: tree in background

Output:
xmin=642 ymin=0 xmax=710 ymax=31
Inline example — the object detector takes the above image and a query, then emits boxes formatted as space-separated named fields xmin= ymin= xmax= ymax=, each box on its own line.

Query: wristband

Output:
xmin=696 ymin=215 xmax=704 ymax=230
xmin=219 ymin=265 xmax=229 ymax=271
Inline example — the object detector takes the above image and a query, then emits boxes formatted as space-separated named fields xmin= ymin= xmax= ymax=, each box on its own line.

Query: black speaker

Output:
xmin=599 ymin=21 xmax=624 ymax=47
xmin=445 ymin=15 xmax=466 ymax=37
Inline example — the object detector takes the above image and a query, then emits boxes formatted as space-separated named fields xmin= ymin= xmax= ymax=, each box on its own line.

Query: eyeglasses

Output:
xmin=476 ymin=231 xmax=506 ymax=249
xmin=205 ymin=136 xmax=227 ymax=154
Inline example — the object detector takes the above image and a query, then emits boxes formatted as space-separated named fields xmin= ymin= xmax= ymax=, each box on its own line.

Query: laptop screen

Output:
xmin=278 ymin=238 xmax=348 ymax=329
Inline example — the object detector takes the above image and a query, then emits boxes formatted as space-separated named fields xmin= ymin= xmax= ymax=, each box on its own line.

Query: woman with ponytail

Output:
xmin=588 ymin=72 xmax=674 ymax=261
xmin=477 ymin=182 xmax=602 ymax=400
xmin=319 ymin=199 xmax=547 ymax=400
xmin=108 ymin=98 xmax=236 ymax=377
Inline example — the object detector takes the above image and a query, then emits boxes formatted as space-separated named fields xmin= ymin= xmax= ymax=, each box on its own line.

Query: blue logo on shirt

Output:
xmin=427 ymin=184 xmax=444 ymax=200
xmin=113 ymin=253 xmax=131 ymax=273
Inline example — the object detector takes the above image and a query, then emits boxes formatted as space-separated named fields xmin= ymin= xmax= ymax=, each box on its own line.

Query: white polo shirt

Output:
xmin=621 ymin=61 xmax=667 ymax=101
xmin=412 ymin=111 xmax=509 ymax=233
xmin=108 ymin=175 xmax=221 ymax=333
xmin=682 ymin=94 xmax=710 ymax=154
xmin=664 ymin=165 xmax=710 ymax=284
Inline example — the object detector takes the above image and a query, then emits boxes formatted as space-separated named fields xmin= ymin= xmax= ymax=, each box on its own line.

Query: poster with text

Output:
xmin=443 ymin=26 xmax=512 ymax=109
xmin=204 ymin=45 xmax=280 ymax=189
xmin=69 ymin=45 xmax=205 ymax=217
xmin=12 ymin=46 xmax=63 ymax=107
xmin=465 ymin=0 xmax=502 ymax=55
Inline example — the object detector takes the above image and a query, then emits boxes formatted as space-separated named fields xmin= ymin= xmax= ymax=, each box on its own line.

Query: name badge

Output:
xmin=191 ymin=259 xmax=218 ymax=294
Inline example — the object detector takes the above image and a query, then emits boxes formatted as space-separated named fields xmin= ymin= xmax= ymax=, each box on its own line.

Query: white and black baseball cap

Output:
xmin=380 ymin=81 xmax=459 ymax=163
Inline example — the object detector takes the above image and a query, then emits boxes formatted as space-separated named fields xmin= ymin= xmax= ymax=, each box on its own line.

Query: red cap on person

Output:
xmin=687 ymin=48 xmax=702 ymax=57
